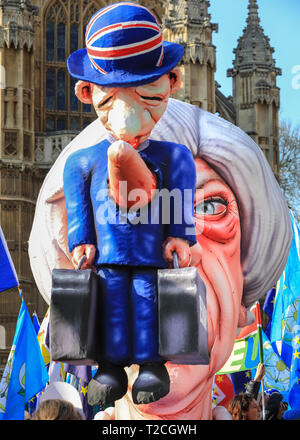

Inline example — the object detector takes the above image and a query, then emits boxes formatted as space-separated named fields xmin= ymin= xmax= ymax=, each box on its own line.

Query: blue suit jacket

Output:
xmin=63 ymin=138 xmax=196 ymax=268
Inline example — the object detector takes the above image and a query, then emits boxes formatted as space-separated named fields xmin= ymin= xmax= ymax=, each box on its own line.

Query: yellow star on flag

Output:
xmin=28 ymin=395 xmax=37 ymax=404
xmin=80 ymin=385 xmax=88 ymax=396
xmin=216 ymin=376 xmax=223 ymax=383
xmin=294 ymin=336 xmax=300 ymax=346
xmin=293 ymin=350 xmax=300 ymax=360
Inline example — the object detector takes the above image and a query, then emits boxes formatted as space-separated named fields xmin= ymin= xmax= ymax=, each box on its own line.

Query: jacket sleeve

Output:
xmin=164 ymin=144 xmax=197 ymax=245
xmin=63 ymin=151 xmax=97 ymax=253
xmin=245 ymin=380 xmax=261 ymax=399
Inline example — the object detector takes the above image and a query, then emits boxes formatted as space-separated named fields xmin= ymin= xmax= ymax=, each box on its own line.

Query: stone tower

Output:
xmin=162 ymin=0 xmax=218 ymax=113
xmin=227 ymin=0 xmax=281 ymax=179
xmin=0 ymin=0 xmax=46 ymax=351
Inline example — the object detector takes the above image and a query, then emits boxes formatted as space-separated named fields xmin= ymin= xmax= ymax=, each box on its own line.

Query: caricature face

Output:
xmin=120 ymin=158 xmax=244 ymax=419
xmin=76 ymin=71 xmax=181 ymax=147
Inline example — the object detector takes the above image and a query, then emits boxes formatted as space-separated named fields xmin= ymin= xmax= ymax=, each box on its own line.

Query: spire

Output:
xmin=246 ymin=0 xmax=260 ymax=25
xmin=227 ymin=0 xmax=281 ymax=74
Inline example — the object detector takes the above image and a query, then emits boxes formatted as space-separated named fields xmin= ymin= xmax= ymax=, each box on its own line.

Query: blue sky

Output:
xmin=209 ymin=0 xmax=300 ymax=128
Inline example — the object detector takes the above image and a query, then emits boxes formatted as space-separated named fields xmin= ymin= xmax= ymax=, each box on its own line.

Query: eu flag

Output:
xmin=64 ymin=364 xmax=94 ymax=419
xmin=288 ymin=299 xmax=300 ymax=410
xmin=230 ymin=370 xmax=252 ymax=394
xmin=271 ymin=211 xmax=300 ymax=344
xmin=0 ymin=294 xmax=49 ymax=419
xmin=0 ymin=226 xmax=18 ymax=293
xmin=263 ymin=287 xmax=276 ymax=339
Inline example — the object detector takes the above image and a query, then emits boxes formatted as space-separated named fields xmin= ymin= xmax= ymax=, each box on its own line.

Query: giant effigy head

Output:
xmin=28 ymin=2 xmax=292 ymax=420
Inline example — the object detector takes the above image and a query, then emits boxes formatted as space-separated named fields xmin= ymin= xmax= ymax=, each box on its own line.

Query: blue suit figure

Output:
xmin=63 ymin=3 xmax=197 ymax=406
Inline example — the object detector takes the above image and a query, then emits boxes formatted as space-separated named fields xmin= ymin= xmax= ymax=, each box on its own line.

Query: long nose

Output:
xmin=107 ymin=92 xmax=151 ymax=142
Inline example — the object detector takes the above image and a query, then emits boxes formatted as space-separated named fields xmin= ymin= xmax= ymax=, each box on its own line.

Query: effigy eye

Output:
xmin=195 ymin=197 xmax=228 ymax=216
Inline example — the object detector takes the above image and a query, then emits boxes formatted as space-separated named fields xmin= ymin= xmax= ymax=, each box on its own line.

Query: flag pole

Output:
xmin=257 ymin=301 xmax=266 ymax=420
xmin=261 ymin=377 xmax=265 ymax=420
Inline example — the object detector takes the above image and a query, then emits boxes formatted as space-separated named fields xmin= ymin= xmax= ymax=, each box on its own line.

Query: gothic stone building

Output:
xmin=0 ymin=0 xmax=281 ymax=371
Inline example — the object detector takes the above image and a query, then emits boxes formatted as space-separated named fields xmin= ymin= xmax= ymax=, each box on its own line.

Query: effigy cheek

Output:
xmin=193 ymin=158 xmax=240 ymax=244
xmin=194 ymin=181 xmax=240 ymax=245
xmin=196 ymin=201 xmax=240 ymax=244
xmin=95 ymin=107 xmax=109 ymax=128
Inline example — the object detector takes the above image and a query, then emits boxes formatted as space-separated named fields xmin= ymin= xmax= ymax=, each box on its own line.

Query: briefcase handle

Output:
xmin=77 ymin=255 xmax=86 ymax=270
xmin=172 ymin=251 xmax=179 ymax=269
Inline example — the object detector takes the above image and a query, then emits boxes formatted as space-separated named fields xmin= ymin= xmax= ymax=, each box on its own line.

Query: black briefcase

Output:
xmin=50 ymin=257 xmax=101 ymax=365
xmin=157 ymin=253 xmax=209 ymax=365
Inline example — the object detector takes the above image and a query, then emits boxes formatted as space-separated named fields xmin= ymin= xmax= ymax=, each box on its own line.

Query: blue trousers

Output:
xmin=97 ymin=266 xmax=161 ymax=365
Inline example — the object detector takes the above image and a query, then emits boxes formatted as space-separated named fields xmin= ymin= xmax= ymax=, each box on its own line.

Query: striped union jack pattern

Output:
xmin=85 ymin=2 xmax=164 ymax=75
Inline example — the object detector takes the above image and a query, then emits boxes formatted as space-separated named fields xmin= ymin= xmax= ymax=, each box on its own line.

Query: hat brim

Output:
xmin=67 ymin=41 xmax=184 ymax=87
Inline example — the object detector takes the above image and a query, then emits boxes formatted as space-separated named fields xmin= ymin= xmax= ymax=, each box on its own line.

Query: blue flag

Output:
xmin=287 ymin=298 xmax=300 ymax=409
xmin=0 ymin=294 xmax=49 ymax=420
xmin=262 ymin=330 xmax=290 ymax=402
xmin=64 ymin=364 xmax=94 ymax=420
xmin=27 ymin=312 xmax=42 ymax=416
xmin=0 ymin=226 xmax=18 ymax=293
xmin=263 ymin=287 xmax=276 ymax=339
xmin=279 ymin=298 xmax=299 ymax=368
xmin=32 ymin=312 xmax=40 ymax=335
xmin=271 ymin=211 xmax=300 ymax=344
xmin=230 ymin=370 xmax=252 ymax=394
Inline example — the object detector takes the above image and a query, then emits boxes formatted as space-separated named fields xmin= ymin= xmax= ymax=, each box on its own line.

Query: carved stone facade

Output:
xmin=163 ymin=0 xmax=218 ymax=112
xmin=0 ymin=0 xmax=280 ymax=373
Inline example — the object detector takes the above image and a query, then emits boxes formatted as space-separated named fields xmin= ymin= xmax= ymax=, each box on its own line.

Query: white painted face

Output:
xmin=91 ymin=74 xmax=174 ymax=147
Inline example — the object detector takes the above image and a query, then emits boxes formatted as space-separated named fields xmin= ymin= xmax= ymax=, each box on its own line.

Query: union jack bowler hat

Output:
xmin=67 ymin=2 xmax=184 ymax=87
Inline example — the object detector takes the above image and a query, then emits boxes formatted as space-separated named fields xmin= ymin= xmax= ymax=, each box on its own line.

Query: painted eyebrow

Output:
xmin=97 ymin=95 xmax=113 ymax=107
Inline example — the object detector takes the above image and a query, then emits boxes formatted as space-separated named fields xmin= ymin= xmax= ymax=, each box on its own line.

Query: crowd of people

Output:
xmin=226 ymin=363 xmax=290 ymax=420
xmin=23 ymin=363 xmax=296 ymax=421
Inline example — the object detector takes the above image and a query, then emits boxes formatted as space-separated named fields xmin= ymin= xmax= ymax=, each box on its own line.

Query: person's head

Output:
xmin=256 ymin=391 xmax=269 ymax=412
xmin=68 ymin=2 xmax=183 ymax=147
xmin=32 ymin=399 xmax=83 ymax=420
xmin=228 ymin=393 xmax=260 ymax=420
xmin=37 ymin=381 xmax=85 ymax=419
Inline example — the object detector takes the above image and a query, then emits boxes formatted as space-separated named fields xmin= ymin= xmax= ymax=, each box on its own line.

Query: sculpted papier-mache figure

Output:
xmin=29 ymin=3 xmax=292 ymax=419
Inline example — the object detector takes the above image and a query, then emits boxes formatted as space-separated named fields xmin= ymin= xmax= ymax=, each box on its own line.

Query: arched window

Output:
xmin=57 ymin=22 xmax=66 ymax=61
xmin=46 ymin=69 xmax=55 ymax=109
xmin=57 ymin=117 xmax=66 ymax=131
xmin=57 ymin=70 xmax=66 ymax=110
xmin=46 ymin=21 xmax=55 ymax=61
xmin=70 ymin=23 xmax=79 ymax=54
xmin=44 ymin=0 xmax=99 ymax=133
